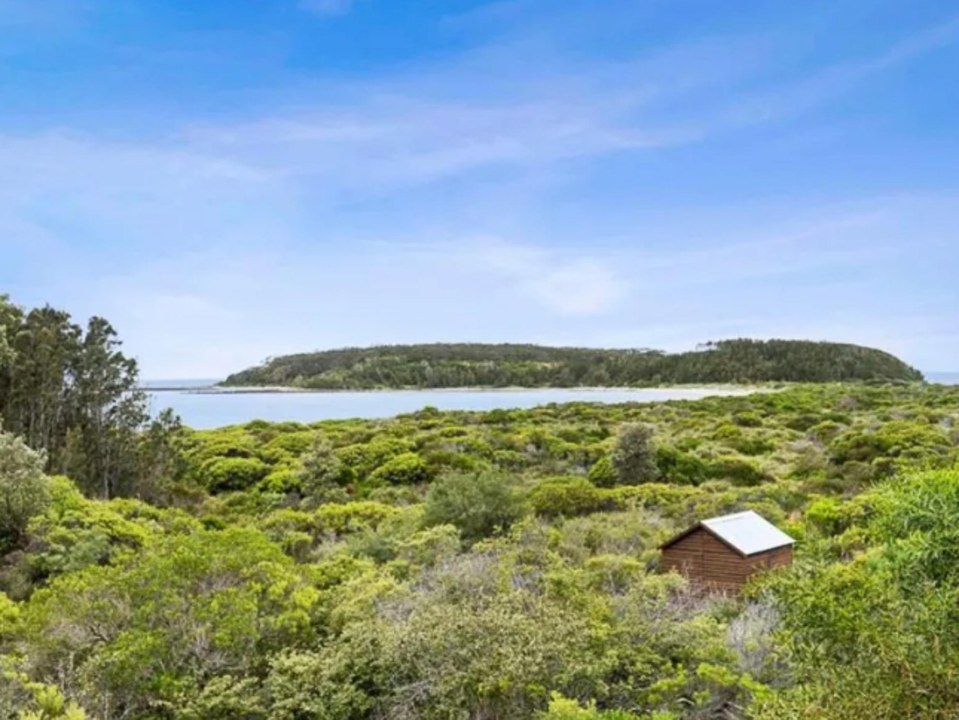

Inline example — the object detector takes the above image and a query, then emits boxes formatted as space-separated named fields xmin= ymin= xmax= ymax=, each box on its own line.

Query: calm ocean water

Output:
xmin=142 ymin=381 xmax=756 ymax=429
xmin=143 ymin=374 xmax=959 ymax=429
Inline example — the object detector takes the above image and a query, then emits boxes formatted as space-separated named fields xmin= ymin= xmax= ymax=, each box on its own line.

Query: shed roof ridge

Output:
xmin=700 ymin=510 xmax=795 ymax=556
xmin=703 ymin=510 xmax=756 ymax=524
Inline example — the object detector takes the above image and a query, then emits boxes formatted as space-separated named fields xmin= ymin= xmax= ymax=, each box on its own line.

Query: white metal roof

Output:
xmin=701 ymin=510 xmax=794 ymax=556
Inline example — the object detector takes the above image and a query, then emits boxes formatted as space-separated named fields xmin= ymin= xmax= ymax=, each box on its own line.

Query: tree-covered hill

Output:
xmin=222 ymin=339 xmax=923 ymax=388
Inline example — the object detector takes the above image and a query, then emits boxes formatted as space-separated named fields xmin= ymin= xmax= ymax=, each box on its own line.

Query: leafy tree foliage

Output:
xmin=612 ymin=423 xmax=659 ymax=485
xmin=755 ymin=469 xmax=959 ymax=719
xmin=0 ymin=296 xmax=153 ymax=498
xmin=423 ymin=470 xmax=526 ymax=544
xmin=18 ymin=527 xmax=318 ymax=717
xmin=0 ymin=431 xmax=51 ymax=550
xmin=297 ymin=432 xmax=353 ymax=498
xmin=223 ymin=339 xmax=923 ymax=389
xmin=0 ymin=295 xmax=19 ymax=372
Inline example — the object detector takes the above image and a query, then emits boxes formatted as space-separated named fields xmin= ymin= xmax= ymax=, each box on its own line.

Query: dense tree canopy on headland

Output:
xmin=3 ymin=293 xmax=959 ymax=719
xmin=222 ymin=340 xmax=923 ymax=388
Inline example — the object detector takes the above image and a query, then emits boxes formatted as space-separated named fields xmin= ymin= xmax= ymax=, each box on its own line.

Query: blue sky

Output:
xmin=2 ymin=0 xmax=958 ymax=377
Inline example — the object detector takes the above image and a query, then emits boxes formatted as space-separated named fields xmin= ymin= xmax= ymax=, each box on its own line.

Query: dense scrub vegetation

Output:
xmin=221 ymin=340 xmax=923 ymax=388
xmin=3 ymin=376 xmax=959 ymax=718
xmin=3 ymin=293 xmax=958 ymax=719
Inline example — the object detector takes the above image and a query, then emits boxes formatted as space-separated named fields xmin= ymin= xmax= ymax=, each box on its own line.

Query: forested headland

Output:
xmin=221 ymin=340 xmax=923 ymax=389
xmin=4 ymin=293 xmax=959 ymax=719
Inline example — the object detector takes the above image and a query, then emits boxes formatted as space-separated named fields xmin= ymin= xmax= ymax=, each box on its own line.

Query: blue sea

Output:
xmin=143 ymin=373 xmax=959 ymax=429
xmin=141 ymin=380 xmax=756 ymax=429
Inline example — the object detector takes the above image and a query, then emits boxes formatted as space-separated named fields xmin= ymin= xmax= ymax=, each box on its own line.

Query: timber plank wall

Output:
xmin=660 ymin=528 xmax=792 ymax=593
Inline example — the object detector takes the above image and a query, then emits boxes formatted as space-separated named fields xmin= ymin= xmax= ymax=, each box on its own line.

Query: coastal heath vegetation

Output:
xmin=1 ymin=292 xmax=959 ymax=718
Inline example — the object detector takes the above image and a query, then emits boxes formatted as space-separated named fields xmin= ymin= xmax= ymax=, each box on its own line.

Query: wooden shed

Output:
xmin=659 ymin=510 xmax=794 ymax=593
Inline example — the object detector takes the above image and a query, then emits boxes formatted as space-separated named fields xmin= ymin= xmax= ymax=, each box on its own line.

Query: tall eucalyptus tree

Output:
xmin=0 ymin=296 xmax=150 ymax=498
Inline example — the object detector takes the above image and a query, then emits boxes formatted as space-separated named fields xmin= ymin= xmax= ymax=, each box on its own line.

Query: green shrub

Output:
xmin=734 ymin=435 xmax=776 ymax=456
xmin=713 ymin=423 xmax=742 ymax=442
xmin=804 ymin=497 xmax=847 ymax=537
xmin=601 ymin=483 xmax=702 ymax=516
xmin=258 ymin=431 xmax=316 ymax=463
xmin=587 ymin=456 xmax=617 ymax=488
xmin=870 ymin=468 xmax=959 ymax=543
xmin=365 ymin=485 xmax=423 ymax=506
xmin=529 ymin=478 xmax=605 ymax=518
xmin=732 ymin=411 xmax=764 ymax=427
xmin=840 ymin=460 xmax=875 ymax=485
xmin=299 ymin=434 xmax=355 ymax=500
xmin=713 ymin=424 xmax=774 ymax=455
xmin=258 ymin=468 xmax=302 ymax=494
xmin=655 ymin=446 xmax=708 ymax=485
xmin=829 ymin=421 xmax=952 ymax=467
xmin=394 ymin=524 xmax=460 ymax=566
xmin=808 ymin=420 xmax=845 ymax=444
xmin=539 ymin=694 xmax=642 ymax=719
xmin=367 ymin=452 xmax=432 ymax=486
xmin=706 ymin=456 xmax=770 ymax=487
xmin=336 ymin=438 xmax=416 ymax=477
xmin=0 ymin=431 xmax=51 ymax=548
xmin=259 ymin=508 xmax=316 ymax=540
xmin=583 ymin=554 xmax=644 ymax=594
xmin=201 ymin=457 xmax=270 ymax=492
xmin=785 ymin=413 xmax=822 ymax=432
xmin=423 ymin=470 xmax=526 ymax=545
xmin=492 ymin=449 xmax=530 ymax=470
xmin=422 ymin=449 xmax=485 ymax=476
xmin=190 ymin=432 xmax=257 ymax=460
xmin=314 ymin=501 xmax=398 ymax=536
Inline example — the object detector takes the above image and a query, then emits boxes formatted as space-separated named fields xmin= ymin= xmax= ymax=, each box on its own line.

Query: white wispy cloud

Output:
xmin=4 ymin=7 xmax=959 ymax=375
xmin=184 ymin=94 xmax=684 ymax=192
xmin=464 ymin=238 xmax=629 ymax=317
xmin=11 ymin=191 xmax=953 ymax=377
xmin=165 ymin=11 xmax=959 ymax=199
xmin=0 ymin=132 xmax=288 ymax=260
xmin=708 ymin=13 xmax=959 ymax=131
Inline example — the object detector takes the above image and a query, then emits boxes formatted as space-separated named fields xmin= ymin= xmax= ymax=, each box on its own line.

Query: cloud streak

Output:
xmin=2 ymin=4 xmax=959 ymax=374
xmin=9 ymin=191 xmax=953 ymax=378
xmin=148 ymin=8 xmax=959 ymax=218
xmin=465 ymin=238 xmax=628 ymax=316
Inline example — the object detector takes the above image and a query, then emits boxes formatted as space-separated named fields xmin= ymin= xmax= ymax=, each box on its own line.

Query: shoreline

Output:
xmin=145 ymin=384 xmax=768 ymax=396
